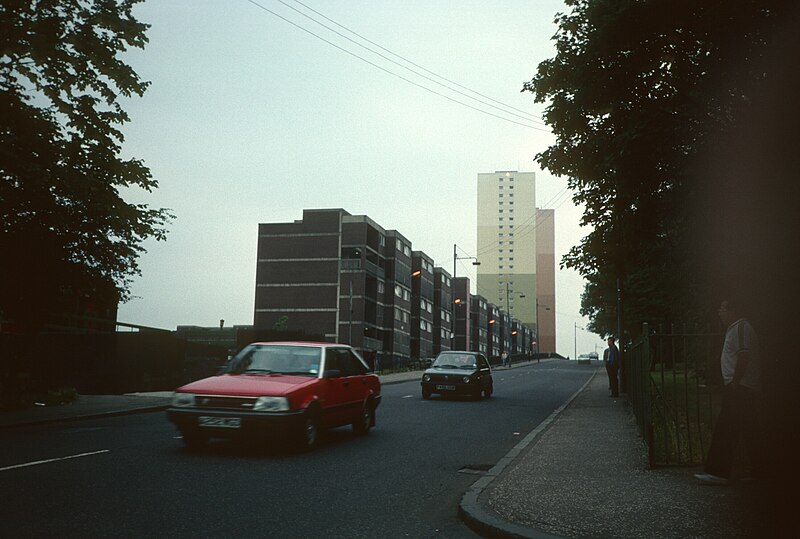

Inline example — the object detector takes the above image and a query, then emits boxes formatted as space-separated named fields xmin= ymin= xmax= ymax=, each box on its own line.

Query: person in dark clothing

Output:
xmin=605 ymin=337 xmax=620 ymax=397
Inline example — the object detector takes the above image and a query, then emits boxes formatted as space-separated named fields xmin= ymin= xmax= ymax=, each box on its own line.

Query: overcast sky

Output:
xmin=117 ymin=0 xmax=605 ymax=357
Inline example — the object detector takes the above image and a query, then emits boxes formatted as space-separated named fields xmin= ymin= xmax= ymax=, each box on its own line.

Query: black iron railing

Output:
xmin=625 ymin=323 xmax=723 ymax=467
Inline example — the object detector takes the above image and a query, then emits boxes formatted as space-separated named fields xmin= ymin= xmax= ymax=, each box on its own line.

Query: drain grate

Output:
xmin=458 ymin=464 xmax=494 ymax=475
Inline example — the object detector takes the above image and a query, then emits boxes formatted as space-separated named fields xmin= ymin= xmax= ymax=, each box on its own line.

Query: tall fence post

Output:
xmin=641 ymin=323 xmax=655 ymax=467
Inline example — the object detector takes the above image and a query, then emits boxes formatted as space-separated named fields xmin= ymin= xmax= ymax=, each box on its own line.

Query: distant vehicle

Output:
xmin=420 ymin=351 xmax=493 ymax=400
xmin=167 ymin=342 xmax=381 ymax=451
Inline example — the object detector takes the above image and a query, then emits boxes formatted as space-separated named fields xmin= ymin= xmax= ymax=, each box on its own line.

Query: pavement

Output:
xmin=1 ymin=361 xmax=765 ymax=538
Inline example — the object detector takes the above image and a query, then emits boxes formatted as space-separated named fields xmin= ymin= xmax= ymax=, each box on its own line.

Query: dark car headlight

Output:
xmin=422 ymin=374 xmax=431 ymax=382
xmin=172 ymin=393 xmax=196 ymax=407
xmin=463 ymin=376 xmax=471 ymax=383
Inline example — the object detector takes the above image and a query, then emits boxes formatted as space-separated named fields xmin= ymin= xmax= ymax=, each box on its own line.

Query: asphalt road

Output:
xmin=1 ymin=361 xmax=592 ymax=538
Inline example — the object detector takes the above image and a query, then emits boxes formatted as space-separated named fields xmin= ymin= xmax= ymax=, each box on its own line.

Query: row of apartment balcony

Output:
xmin=254 ymin=209 xmax=540 ymax=369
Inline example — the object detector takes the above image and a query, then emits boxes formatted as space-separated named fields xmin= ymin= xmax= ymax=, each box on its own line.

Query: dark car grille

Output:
xmin=194 ymin=395 xmax=258 ymax=410
xmin=427 ymin=373 xmax=468 ymax=383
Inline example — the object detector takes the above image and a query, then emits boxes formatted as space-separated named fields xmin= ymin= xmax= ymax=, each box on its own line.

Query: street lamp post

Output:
xmin=452 ymin=244 xmax=479 ymax=350
xmin=504 ymin=282 xmax=525 ymax=354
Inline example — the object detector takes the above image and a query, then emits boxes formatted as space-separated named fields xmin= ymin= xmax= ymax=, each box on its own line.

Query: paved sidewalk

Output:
xmin=460 ymin=367 xmax=763 ymax=538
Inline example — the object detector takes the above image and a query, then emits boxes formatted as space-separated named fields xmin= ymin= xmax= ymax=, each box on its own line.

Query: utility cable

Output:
xmin=285 ymin=0 xmax=548 ymax=125
xmin=245 ymin=0 xmax=550 ymax=131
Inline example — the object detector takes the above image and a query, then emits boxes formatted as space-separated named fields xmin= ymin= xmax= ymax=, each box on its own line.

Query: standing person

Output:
xmin=605 ymin=337 xmax=620 ymax=397
xmin=695 ymin=299 xmax=762 ymax=486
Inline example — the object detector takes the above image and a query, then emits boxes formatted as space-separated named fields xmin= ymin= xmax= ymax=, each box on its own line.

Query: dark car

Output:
xmin=167 ymin=342 xmax=381 ymax=451
xmin=420 ymin=351 xmax=493 ymax=400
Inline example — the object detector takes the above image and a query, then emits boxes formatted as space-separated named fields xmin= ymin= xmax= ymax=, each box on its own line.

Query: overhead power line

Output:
xmin=245 ymin=0 xmax=551 ymax=132
xmin=284 ymin=0 xmax=548 ymax=125
xmin=475 ymin=185 xmax=573 ymax=256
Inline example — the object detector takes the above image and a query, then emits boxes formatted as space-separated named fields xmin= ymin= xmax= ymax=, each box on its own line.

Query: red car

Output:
xmin=167 ymin=342 xmax=381 ymax=451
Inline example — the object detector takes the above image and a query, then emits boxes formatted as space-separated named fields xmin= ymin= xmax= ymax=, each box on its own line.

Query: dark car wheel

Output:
xmin=422 ymin=387 xmax=432 ymax=399
xmin=353 ymin=400 xmax=373 ymax=435
xmin=483 ymin=383 xmax=493 ymax=398
xmin=181 ymin=430 xmax=207 ymax=450
xmin=297 ymin=413 xmax=320 ymax=452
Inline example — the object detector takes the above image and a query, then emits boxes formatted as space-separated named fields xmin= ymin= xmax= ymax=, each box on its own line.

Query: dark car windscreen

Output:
xmin=432 ymin=353 xmax=477 ymax=369
xmin=227 ymin=345 xmax=322 ymax=376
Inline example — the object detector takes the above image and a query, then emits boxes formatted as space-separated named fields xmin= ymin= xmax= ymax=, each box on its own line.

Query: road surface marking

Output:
xmin=402 ymin=395 xmax=414 ymax=399
xmin=0 ymin=449 xmax=110 ymax=472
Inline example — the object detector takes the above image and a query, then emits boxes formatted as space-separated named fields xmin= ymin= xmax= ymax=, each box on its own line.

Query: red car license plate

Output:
xmin=436 ymin=384 xmax=456 ymax=391
xmin=199 ymin=416 xmax=241 ymax=428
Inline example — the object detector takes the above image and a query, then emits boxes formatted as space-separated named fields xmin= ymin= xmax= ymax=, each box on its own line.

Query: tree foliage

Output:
xmin=0 ymin=0 xmax=172 ymax=328
xmin=526 ymin=0 xmax=793 ymax=337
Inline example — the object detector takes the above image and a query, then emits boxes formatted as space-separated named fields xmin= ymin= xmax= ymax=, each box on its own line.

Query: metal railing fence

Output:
xmin=625 ymin=323 xmax=723 ymax=467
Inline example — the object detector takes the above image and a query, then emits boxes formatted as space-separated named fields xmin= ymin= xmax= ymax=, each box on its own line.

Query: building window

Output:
xmin=395 ymin=285 xmax=402 ymax=297
xmin=499 ymin=185 xmax=504 ymax=189
xmin=395 ymin=308 xmax=402 ymax=321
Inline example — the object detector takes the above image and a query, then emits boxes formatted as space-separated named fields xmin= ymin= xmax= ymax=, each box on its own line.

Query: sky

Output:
xmin=117 ymin=0 xmax=606 ymax=357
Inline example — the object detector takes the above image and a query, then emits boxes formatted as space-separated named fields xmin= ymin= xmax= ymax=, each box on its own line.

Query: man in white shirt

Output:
xmin=694 ymin=299 xmax=762 ymax=485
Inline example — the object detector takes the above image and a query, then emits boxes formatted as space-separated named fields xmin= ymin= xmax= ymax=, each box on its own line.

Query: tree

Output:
xmin=525 ymin=0 xmax=793 ymax=334
xmin=0 ymin=0 xmax=172 ymax=330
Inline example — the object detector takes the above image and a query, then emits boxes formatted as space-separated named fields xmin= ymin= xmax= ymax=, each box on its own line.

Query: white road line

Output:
xmin=402 ymin=395 xmax=414 ymax=399
xmin=0 ymin=449 xmax=110 ymax=472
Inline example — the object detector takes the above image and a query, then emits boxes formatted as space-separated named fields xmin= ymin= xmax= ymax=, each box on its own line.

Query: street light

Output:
xmin=452 ymin=244 xmax=479 ymax=350
xmin=453 ymin=244 xmax=481 ymax=275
